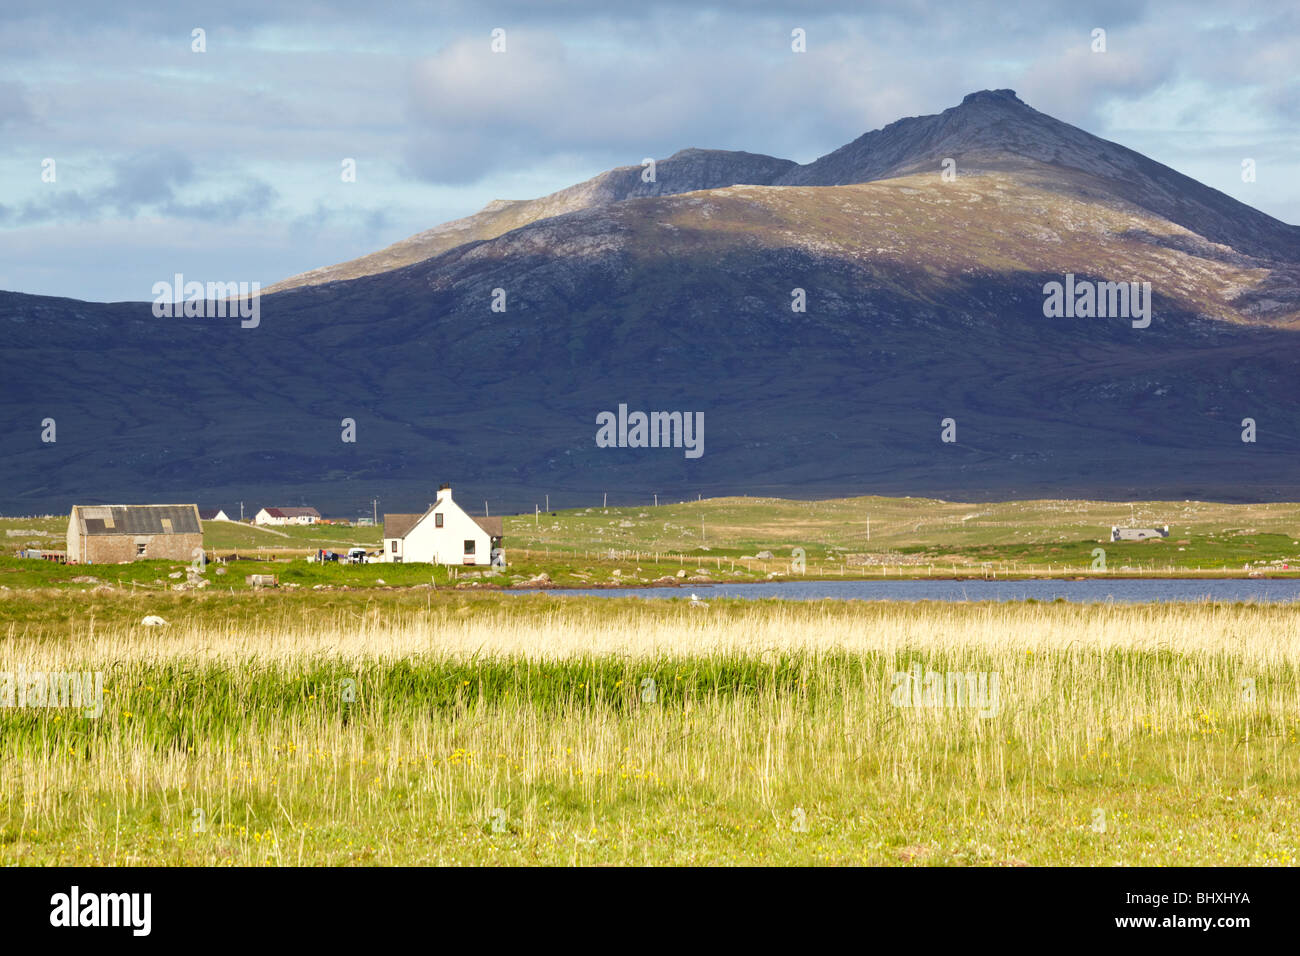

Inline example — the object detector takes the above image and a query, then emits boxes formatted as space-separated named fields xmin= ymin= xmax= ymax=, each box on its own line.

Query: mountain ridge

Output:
xmin=4 ymin=90 xmax=1300 ymax=515
xmin=266 ymin=89 xmax=1299 ymax=294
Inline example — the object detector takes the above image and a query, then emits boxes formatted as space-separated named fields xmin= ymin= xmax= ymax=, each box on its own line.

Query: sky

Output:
xmin=1 ymin=0 xmax=1297 ymax=302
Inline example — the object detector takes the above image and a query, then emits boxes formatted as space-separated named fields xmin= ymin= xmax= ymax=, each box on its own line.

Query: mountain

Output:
xmin=776 ymin=89 xmax=1300 ymax=265
xmin=272 ymin=88 xmax=1300 ymax=293
xmin=3 ymin=90 xmax=1300 ymax=517
xmin=265 ymin=149 xmax=798 ymax=293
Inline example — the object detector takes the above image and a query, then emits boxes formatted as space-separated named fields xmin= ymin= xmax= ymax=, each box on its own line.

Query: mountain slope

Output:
xmin=265 ymin=149 xmax=796 ymax=293
xmin=268 ymin=89 xmax=1300 ymax=295
xmin=775 ymin=89 xmax=1300 ymax=264
xmin=3 ymin=91 xmax=1299 ymax=515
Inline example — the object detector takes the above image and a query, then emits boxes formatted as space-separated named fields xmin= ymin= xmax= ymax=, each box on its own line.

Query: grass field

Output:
xmin=2 ymin=590 xmax=1298 ymax=865
xmin=6 ymin=494 xmax=1300 ymax=587
xmin=506 ymin=495 xmax=1300 ymax=572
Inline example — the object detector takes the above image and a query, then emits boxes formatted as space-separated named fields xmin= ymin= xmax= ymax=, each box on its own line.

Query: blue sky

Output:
xmin=1 ymin=0 xmax=1296 ymax=301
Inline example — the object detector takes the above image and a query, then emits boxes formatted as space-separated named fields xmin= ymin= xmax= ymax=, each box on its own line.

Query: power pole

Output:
xmin=239 ymin=501 xmax=244 ymax=522
xmin=484 ymin=500 xmax=489 ymax=517
xmin=372 ymin=498 xmax=378 ymax=526
xmin=867 ymin=514 xmax=870 ymax=542
xmin=535 ymin=504 xmax=539 ymax=527
xmin=654 ymin=494 xmax=658 ymax=507
xmin=545 ymin=494 xmax=549 ymax=512
xmin=603 ymin=492 xmax=607 ymax=509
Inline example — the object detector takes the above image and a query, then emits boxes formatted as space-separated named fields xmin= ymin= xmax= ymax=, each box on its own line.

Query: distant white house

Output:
xmin=198 ymin=508 xmax=232 ymax=522
xmin=383 ymin=485 xmax=503 ymax=565
xmin=1111 ymin=525 xmax=1169 ymax=542
xmin=255 ymin=506 xmax=321 ymax=526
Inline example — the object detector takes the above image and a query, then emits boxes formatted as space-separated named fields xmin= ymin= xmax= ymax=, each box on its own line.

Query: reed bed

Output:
xmin=2 ymin=594 xmax=1297 ymax=865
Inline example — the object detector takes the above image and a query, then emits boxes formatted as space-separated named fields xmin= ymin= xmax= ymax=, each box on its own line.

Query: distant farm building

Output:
xmin=1111 ymin=525 xmax=1169 ymax=542
xmin=198 ymin=508 xmax=232 ymax=522
xmin=383 ymin=485 xmax=503 ymax=565
xmin=254 ymin=506 xmax=320 ymax=526
xmin=67 ymin=504 xmax=202 ymax=564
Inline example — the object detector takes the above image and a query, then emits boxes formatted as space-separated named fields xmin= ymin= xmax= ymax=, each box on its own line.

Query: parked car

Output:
xmin=346 ymin=548 xmax=368 ymax=564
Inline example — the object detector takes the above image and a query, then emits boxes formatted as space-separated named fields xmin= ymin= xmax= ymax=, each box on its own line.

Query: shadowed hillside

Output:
xmin=3 ymin=91 xmax=1299 ymax=515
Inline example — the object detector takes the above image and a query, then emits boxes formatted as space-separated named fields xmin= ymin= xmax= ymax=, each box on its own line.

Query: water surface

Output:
xmin=516 ymin=578 xmax=1300 ymax=604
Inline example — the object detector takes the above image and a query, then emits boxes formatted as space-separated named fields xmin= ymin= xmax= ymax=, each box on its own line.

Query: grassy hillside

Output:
xmin=502 ymin=495 xmax=1300 ymax=572
xmin=6 ymin=496 xmax=1300 ymax=582
xmin=200 ymin=521 xmax=382 ymax=553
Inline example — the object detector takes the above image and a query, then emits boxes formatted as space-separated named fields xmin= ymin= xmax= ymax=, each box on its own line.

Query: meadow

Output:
xmin=8 ymin=493 xmax=1300 ymax=582
xmin=2 ymin=590 xmax=1298 ymax=865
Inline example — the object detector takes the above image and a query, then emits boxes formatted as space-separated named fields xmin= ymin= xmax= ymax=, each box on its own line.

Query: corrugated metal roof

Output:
xmin=72 ymin=504 xmax=201 ymax=536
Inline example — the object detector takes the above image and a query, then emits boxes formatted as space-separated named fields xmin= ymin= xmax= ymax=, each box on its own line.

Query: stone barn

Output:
xmin=66 ymin=504 xmax=203 ymax=564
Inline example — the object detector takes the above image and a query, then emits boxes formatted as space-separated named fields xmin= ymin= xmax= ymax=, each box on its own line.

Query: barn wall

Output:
xmin=66 ymin=515 xmax=80 ymax=563
xmin=80 ymin=532 xmax=203 ymax=563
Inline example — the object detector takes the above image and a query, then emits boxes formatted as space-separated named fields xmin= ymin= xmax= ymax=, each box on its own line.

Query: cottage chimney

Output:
xmin=436 ymin=483 xmax=452 ymax=503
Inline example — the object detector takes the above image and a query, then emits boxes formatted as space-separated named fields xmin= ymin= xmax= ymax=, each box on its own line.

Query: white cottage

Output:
xmin=383 ymin=485 xmax=503 ymax=565
xmin=254 ymin=506 xmax=320 ymax=526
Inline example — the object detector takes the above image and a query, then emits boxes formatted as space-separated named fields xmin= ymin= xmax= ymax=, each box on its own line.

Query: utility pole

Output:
xmin=867 ymin=514 xmax=870 ymax=542
xmin=484 ymin=500 xmax=489 ymax=517
xmin=372 ymin=498 xmax=378 ymax=526
xmin=239 ymin=501 xmax=244 ymax=522
xmin=545 ymin=494 xmax=549 ymax=512
xmin=535 ymin=504 xmax=539 ymax=527
xmin=603 ymin=492 xmax=607 ymax=509
xmin=654 ymin=493 xmax=658 ymax=507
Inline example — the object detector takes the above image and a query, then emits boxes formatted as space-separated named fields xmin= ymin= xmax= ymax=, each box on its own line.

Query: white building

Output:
xmin=383 ymin=485 xmax=503 ymax=565
xmin=1110 ymin=525 xmax=1169 ymax=542
xmin=255 ymin=506 xmax=321 ymax=526
xmin=199 ymin=508 xmax=232 ymax=522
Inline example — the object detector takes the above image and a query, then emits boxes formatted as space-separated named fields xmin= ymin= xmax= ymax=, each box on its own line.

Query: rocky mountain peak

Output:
xmin=959 ymin=88 xmax=1024 ymax=107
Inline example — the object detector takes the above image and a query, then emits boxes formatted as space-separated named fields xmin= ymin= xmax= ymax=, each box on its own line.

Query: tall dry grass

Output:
xmin=2 ymin=597 xmax=1298 ymax=865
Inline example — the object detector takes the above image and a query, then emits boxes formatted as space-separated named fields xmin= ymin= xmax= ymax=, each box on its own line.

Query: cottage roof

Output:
xmin=71 ymin=504 xmax=201 ymax=536
xmin=382 ymin=510 xmax=504 ymax=540
xmin=383 ymin=513 xmax=422 ymax=539
xmin=263 ymin=506 xmax=320 ymax=518
xmin=473 ymin=516 xmax=504 ymax=537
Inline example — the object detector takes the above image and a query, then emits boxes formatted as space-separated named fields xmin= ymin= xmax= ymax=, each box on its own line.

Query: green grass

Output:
xmin=2 ymin=591 xmax=1298 ymax=865
xmin=200 ymin=521 xmax=382 ymax=552
xmin=6 ymin=496 xmax=1300 ymax=586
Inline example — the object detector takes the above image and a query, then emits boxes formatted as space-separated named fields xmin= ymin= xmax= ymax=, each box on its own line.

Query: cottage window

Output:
xmin=390 ymin=540 xmax=397 ymax=553
xmin=136 ymin=543 xmax=146 ymax=556
xmin=464 ymin=540 xmax=475 ymax=555
xmin=435 ymin=513 xmax=444 ymax=528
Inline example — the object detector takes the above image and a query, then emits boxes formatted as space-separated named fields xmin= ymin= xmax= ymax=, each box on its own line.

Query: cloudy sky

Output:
xmin=1 ymin=0 xmax=1296 ymax=301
